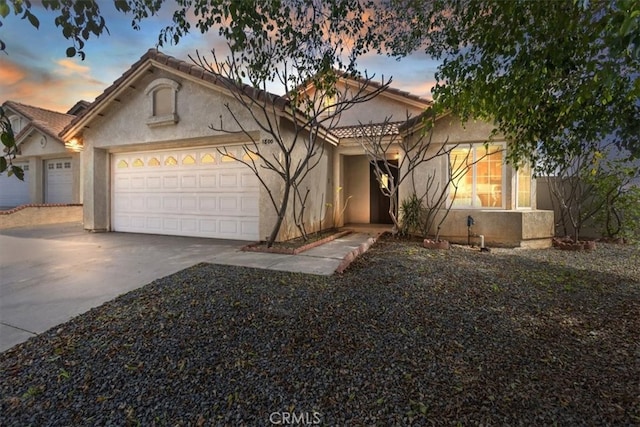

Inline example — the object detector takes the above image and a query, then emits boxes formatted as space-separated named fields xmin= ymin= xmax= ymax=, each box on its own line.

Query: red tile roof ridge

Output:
xmin=3 ymin=100 xmax=75 ymax=122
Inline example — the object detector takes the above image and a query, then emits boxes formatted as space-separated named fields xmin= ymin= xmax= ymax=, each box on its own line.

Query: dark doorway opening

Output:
xmin=370 ymin=159 xmax=398 ymax=224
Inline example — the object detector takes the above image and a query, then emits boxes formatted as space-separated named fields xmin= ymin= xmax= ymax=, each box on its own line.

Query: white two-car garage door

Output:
xmin=112 ymin=147 xmax=260 ymax=240
xmin=0 ymin=161 xmax=30 ymax=207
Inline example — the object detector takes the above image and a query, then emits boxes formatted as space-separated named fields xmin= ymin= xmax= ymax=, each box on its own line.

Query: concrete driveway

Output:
xmin=0 ymin=222 xmax=245 ymax=352
xmin=1 ymin=222 xmax=378 ymax=352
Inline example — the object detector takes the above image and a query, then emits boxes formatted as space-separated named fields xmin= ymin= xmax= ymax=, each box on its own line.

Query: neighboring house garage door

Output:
xmin=112 ymin=147 xmax=259 ymax=240
xmin=0 ymin=161 xmax=30 ymax=207
xmin=45 ymin=158 xmax=73 ymax=204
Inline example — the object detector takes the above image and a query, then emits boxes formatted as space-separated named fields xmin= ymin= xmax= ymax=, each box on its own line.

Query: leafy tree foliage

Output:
xmin=4 ymin=0 xmax=638 ymax=175
xmin=604 ymin=0 xmax=640 ymax=61
xmin=587 ymin=151 xmax=640 ymax=242
xmin=0 ymin=106 xmax=23 ymax=180
xmin=385 ymin=0 xmax=640 ymax=167
xmin=0 ymin=0 xmax=110 ymax=59
xmin=540 ymin=142 xmax=639 ymax=242
xmin=0 ymin=0 xmax=380 ymax=71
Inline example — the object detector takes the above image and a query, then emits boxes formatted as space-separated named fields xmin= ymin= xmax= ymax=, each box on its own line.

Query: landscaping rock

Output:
xmin=1 ymin=237 xmax=638 ymax=425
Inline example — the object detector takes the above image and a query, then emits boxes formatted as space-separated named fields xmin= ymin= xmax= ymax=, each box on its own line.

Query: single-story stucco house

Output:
xmin=0 ymin=100 xmax=88 ymax=207
xmin=59 ymin=49 xmax=553 ymax=247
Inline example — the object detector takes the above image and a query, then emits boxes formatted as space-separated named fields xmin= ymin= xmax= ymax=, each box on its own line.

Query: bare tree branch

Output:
xmin=190 ymin=46 xmax=391 ymax=246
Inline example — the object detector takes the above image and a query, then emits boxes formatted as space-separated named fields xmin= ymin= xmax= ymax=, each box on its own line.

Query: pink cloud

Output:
xmin=56 ymin=58 xmax=91 ymax=75
xmin=0 ymin=56 xmax=104 ymax=112
xmin=406 ymin=80 xmax=436 ymax=99
xmin=0 ymin=59 xmax=26 ymax=86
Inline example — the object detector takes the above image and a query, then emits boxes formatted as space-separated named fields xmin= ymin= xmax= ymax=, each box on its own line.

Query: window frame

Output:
xmin=9 ymin=115 xmax=21 ymax=134
xmin=144 ymin=78 xmax=181 ymax=127
xmin=448 ymin=142 xmax=507 ymax=210
xmin=515 ymin=162 xmax=533 ymax=209
xmin=322 ymin=92 xmax=338 ymax=116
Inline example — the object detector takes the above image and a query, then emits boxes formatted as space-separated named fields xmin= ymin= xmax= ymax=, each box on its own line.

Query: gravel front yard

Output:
xmin=1 ymin=236 xmax=639 ymax=426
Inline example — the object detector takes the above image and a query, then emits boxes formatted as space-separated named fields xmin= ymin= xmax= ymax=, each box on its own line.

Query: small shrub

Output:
xmin=400 ymin=194 xmax=423 ymax=236
xmin=590 ymin=162 xmax=640 ymax=242
xmin=614 ymin=185 xmax=640 ymax=242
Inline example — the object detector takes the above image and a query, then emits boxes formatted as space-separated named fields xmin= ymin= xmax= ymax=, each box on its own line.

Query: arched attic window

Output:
xmin=144 ymin=78 xmax=181 ymax=127
xmin=9 ymin=115 xmax=22 ymax=134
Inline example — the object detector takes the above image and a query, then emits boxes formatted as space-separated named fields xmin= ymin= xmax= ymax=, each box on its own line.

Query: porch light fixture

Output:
xmin=65 ymin=137 xmax=84 ymax=152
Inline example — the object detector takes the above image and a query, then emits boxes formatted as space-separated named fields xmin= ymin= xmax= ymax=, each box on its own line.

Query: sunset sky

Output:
xmin=0 ymin=4 xmax=439 ymax=113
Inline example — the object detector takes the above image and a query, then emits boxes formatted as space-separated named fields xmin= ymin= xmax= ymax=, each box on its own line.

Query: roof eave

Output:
xmin=339 ymin=76 xmax=432 ymax=110
xmin=15 ymin=123 xmax=65 ymax=146
xmin=61 ymin=61 xmax=155 ymax=140
xmin=2 ymin=103 xmax=30 ymax=122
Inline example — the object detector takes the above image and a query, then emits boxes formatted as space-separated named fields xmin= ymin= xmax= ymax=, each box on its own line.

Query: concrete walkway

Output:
xmin=0 ymin=222 xmax=384 ymax=352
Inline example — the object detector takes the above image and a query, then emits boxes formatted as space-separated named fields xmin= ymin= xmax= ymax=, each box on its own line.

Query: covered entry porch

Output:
xmin=334 ymin=153 xmax=398 ymax=226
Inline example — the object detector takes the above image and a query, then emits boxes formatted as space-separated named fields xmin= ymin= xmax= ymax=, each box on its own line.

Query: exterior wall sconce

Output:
xmin=65 ymin=137 xmax=84 ymax=152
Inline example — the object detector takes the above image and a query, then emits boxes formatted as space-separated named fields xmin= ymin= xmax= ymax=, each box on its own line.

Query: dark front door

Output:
xmin=370 ymin=160 xmax=398 ymax=224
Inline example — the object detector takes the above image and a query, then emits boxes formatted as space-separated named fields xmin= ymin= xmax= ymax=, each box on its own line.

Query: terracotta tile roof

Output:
xmin=349 ymin=74 xmax=432 ymax=106
xmin=331 ymin=121 xmax=403 ymax=139
xmin=62 ymin=49 xmax=434 ymax=142
xmin=331 ymin=109 xmax=444 ymax=140
xmin=295 ymin=69 xmax=432 ymax=108
xmin=3 ymin=101 xmax=75 ymax=142
xmin=62 ymin=48 xmax=288 ymax=138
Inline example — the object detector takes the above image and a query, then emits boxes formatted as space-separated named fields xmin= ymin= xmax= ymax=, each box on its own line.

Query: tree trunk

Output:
xmin=266 ymin=184 xmax=291 ymax=247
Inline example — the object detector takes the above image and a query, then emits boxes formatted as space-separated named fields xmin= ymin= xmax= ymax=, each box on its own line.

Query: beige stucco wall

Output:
xmin=435 ymin=209 xmax=554 ymax=248
xmin=13 ymin=130 xmax=81 ymax=204
xmin=20 ymin=132 xmax=68 ymax=157
xmin=429 ymin=114 xmax=501 ymax=144
xmin=305 ymin=79 xmax=427 ymax=128
xmin=272 ymin=125 xmax=335 ymax=240
xmin=247 ymin=120 xmax=335 ymax=241
xmin=398 ymin=139 xmax=448 ymax=209
xmin=84 ymin=69 xmax=262 ymax=149
xmin=536 ymin=176 xmax=602 ymax=239
xmin=336 ymin=93 xmax=425 ymax=127
xmin=81 ymin=146 xmax=109 ymax=231
xmin=25 ymin=157 xmax=43 ymax=204
xmin=395 ymin=119 xmax=549 ymax=246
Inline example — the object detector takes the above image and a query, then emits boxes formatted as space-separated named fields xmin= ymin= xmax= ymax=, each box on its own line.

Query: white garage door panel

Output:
xmin=112 ymin=148 xmax=259 ymax=240
xmin=147 ymin=196 xmax=162 ymax=210
xmin=200 ymin=175 xmax=217 ymax=187
xmin=180 ymin=197 xmax=197 ymax=211
xmin=131 ymin=176 xmax=146 ymax=189
xmin=115 ymin=176 xmax=130 ymax=190
xmin=181 ymin=175 xmax=197 ymax=187
xmin=219 ymin=174 xmax=238 ymax=187
xmin=45 ymin=159 xmax=73 ymax=204
xmin=147 ymin=176 xmax=161 ymax=188
xmin=0 ymin=162 xmax=30 ymax=207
